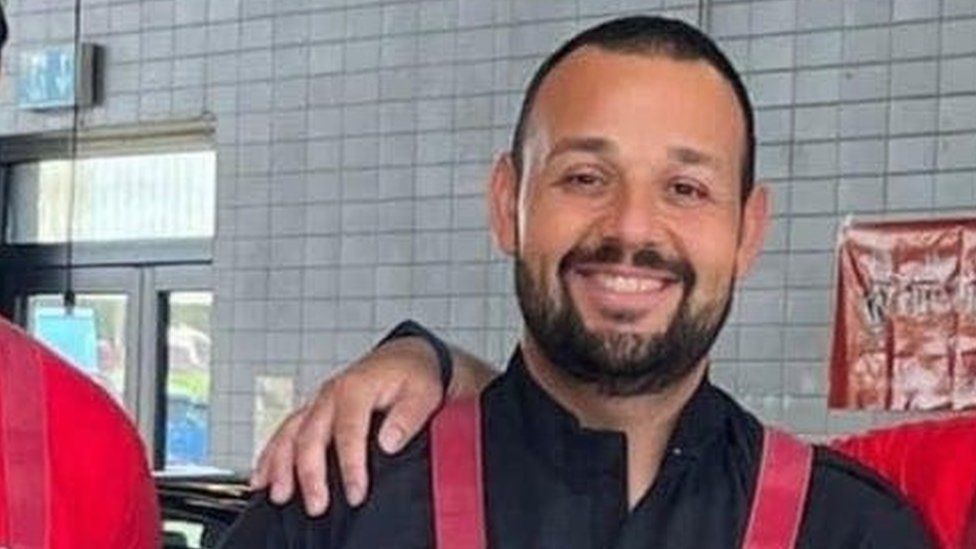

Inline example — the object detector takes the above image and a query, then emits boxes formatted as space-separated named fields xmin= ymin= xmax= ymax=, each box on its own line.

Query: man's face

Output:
xmin=489 ymin=47 xmax=768 ymax=395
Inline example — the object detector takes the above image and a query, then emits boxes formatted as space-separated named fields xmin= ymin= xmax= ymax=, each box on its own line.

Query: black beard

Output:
xmin=515 ymin=241 xmax=733 ymax=396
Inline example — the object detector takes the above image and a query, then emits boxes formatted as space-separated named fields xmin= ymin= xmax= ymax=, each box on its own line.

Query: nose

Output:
xmin=599 ymin=182 xmax=668 ymax=250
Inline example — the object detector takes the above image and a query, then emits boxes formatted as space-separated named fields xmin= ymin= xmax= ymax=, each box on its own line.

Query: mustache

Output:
xmin=558 ymin=240 xmax=695 ymax=287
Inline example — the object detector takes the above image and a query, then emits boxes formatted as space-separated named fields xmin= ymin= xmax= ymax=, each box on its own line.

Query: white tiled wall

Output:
xmin=2 ymin=0 xmax=974 ymax=469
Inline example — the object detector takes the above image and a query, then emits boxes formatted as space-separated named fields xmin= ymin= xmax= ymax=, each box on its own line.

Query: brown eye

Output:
xmin=558 ymin=171 xmax=609 ymax=195
xmin=566 ymin=173 xmax=603 ymax=187
xmin=669 ymin=180 xmax=706 ymax=200
xmin=667 ymin=179 xmax=708 ymax=206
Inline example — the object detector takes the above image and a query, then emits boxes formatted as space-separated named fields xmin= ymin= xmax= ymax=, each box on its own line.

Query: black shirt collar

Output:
xmin=492 ymin=347 xmax=729 ymax=475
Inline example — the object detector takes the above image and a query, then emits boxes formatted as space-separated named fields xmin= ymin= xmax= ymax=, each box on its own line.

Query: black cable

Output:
xmin=64 ymin=0 xmax=82 ymax=314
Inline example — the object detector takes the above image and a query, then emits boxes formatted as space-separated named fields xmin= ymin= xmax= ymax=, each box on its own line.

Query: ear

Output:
xmin=487 ymin=152 xmax=520 ymax=257
xmin=734 ymin=183 xmax=770 ymax=277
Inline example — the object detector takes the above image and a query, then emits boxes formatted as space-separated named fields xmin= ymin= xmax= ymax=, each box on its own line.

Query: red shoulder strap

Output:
xmin=0 ymin=323 xmax=52 ymax=548
xmin=741 ymin=427 xmax=813 ymax=549
xmin=430 ymin=397 xmax=487 ymax=549
xmin=430 ymin=401 xmax=811 ymax=549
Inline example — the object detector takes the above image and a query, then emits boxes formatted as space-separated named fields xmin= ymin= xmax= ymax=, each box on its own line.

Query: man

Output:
xmin=0 ymin=7 xmax=160 ymax=546
xmin=254 ymin=348 xmax=976 ymax=549
xmin=225 ymin=16 xmax=931 ymax=548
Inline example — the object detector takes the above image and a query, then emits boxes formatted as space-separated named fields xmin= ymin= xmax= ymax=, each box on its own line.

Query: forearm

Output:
xmin=379 ymin=320 xmax=499 ymax=399
xmin=254 ymin=319 xmax=503 ymax=513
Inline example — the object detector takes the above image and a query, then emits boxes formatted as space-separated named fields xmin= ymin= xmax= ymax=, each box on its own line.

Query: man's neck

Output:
xmin=520 ymin=333 xmax=707 ymax=509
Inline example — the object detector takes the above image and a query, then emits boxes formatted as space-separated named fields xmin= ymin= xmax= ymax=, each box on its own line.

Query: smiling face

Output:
xmin=489 ymin=47 xmax=769 ymax=395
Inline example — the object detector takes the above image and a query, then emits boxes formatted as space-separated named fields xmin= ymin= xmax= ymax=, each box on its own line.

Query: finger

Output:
xmin=251 ymin=407 xmax=303 ymax=488
xmin=377 ymin=384 xmax=443 ymax=454
xmin=262 ymin=408 xmax=308 ymax=504
xmin=333 ymin=382 xmax=375 ymax=507
xmin=252 ymin=411 xmax=293 ymax=489
xmin=250 ymin=438 xmax=274 ymax=489
xmin=294 ymin=392 xmax=337 ymax=516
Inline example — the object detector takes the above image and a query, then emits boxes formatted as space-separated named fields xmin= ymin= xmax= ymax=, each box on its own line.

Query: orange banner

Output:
xmin=829 ymin=218 xmax=976 ymax=411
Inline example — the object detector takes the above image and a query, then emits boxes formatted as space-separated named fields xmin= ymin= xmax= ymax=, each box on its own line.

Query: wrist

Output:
xmin=377 ymin=320 xmax=453 ymax=395
xmin=380 ymin=336 xmax=439 ymax=375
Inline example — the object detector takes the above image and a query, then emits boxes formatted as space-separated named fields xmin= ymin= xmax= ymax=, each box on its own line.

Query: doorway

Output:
xmin=1 ymin=264 xmax=213 ymax=469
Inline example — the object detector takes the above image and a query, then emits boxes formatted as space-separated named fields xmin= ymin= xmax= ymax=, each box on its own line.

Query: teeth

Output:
xmin=593 ymin=274 xmax=665 ymax=293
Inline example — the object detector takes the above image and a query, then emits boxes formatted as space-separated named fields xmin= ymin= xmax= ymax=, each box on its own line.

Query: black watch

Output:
xmin=377 ymin=320 xmax=453 ymax=394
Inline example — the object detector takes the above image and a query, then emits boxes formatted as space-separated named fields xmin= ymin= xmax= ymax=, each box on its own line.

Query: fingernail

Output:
xmin=307 ymin=496 xmax=326 ymax=516
xmin=379 ymin=426 xmax=405 ymax=453
xmin=347 ymin=483 xmax=364 ymax=506
xmin=270 ymin=485 xmax=286 ymax=504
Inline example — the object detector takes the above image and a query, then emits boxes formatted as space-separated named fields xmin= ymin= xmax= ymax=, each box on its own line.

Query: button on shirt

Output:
xmin=223 ymin=349 xmax=932 ymax=548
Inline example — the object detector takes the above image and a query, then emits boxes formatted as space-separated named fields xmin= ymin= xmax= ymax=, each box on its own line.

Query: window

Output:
xmin=27 ymin=293 xmax=129 ymax=404
xmin=1 ymin=130 xmax=217 ymax=469
xmin=5 ymin=150 xmax=215 ymax=244
xmin=164 ymin=291 xmax=213 ymax=468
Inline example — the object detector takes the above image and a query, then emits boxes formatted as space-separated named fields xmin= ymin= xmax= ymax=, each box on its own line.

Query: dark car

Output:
xmin=156 ymin=470 xmax=250 ymax=548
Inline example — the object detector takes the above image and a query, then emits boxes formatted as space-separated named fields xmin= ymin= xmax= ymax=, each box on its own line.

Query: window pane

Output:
xmin=165 ymin=292 xmax=212 ymax=468
xmin=6 ymin=151 xmax=215 ymax=243
xmin=27 ymin=293 xmax=128 ymax=404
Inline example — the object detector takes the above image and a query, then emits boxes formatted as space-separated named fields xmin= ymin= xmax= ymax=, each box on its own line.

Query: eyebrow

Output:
xmin=544 ymin=138 xmax=724 ymax=172
xmin=545 ymin=136 xmax=616 ymax=163
xmin=667 ymin=146 xmax=721 ymax=170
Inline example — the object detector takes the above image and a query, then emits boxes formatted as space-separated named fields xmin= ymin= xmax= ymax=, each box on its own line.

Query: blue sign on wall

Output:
xmin=18 ymin=44 xmax=95 ymax=110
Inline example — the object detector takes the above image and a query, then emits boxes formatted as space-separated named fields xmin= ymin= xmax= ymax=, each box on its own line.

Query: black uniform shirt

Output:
xmin=222 ymin=349 xmax=932 ymax=548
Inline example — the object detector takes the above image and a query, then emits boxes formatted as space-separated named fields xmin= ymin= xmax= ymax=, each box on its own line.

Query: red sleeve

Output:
xmin=831 ymin=416 xmax=976 ymax=549
xmin=41 ymin=345 xmax=160 ymax=548
xmin=110 ymin=440 xmax=161 ymax=549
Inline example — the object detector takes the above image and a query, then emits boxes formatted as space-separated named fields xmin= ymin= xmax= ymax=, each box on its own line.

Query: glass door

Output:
xmin=160 ymin=291 xmax=212 ymax=468
xmin=148 ymin=265 xmax=213 ymax=470
xmin=1 ymin=264 xmax=213 ymax=469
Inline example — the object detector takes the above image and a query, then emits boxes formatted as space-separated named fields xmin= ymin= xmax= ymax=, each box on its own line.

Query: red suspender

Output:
xmin=0 ymin=324 xmax=52 ymax=548
xmin=741 ymin=428 xmax=813 ymax=549
xmin=431 ymin=397 xmax=487 ymax=549
xmin=430 ymin=399 xmax=812 ymax=549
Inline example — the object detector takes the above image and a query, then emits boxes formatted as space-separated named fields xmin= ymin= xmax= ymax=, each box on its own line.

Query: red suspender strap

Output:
xmin=429 ymin=400 xmax=811 ymax=549
xmin=0 ymin=324 xmax=51 ymax=548
xmin=741 ymin=427 xmax=813 ymax=549
xmin=430 ymin=397 xmax=487 ymax=549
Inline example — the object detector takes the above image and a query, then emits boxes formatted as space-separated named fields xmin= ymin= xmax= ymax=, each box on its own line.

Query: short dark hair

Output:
xmin=510 ymin=16 xmax=756 ymax=202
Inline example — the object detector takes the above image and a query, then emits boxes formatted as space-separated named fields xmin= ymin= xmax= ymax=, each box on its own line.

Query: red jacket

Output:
xmin=833 ymin=416 xmax=976 ymax=549
xmin=0 ymin=318 xmax=159 ymax=548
